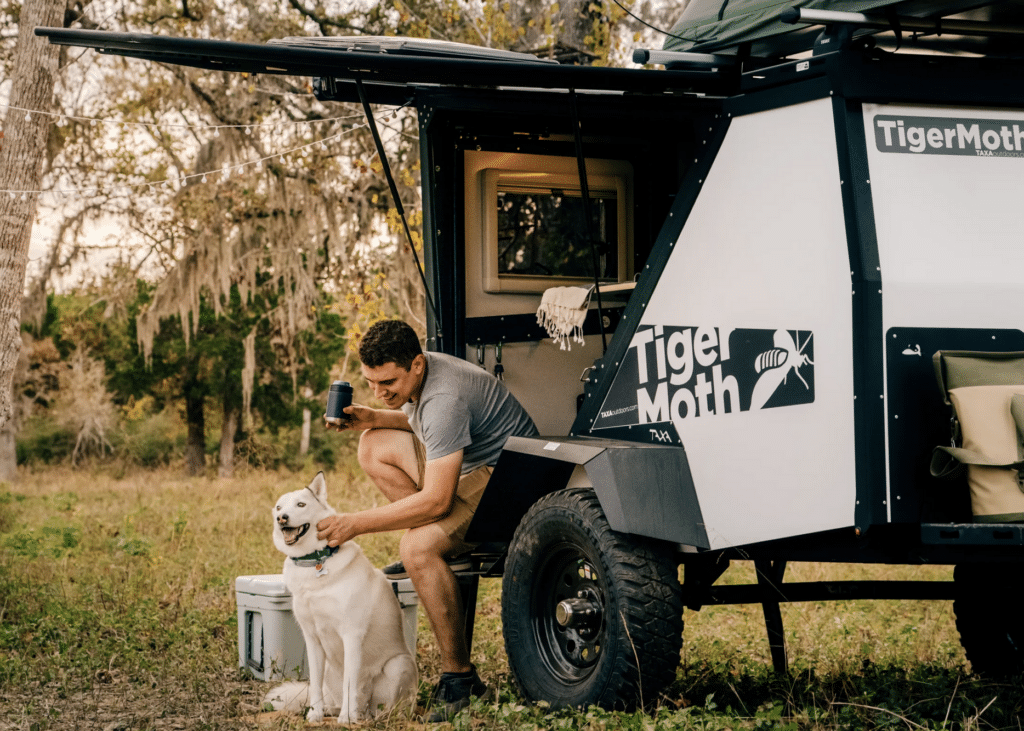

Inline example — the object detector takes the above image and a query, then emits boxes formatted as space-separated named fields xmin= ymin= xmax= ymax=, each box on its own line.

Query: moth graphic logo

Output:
xmin=593 ymin=326 xmax=814 ymax=431
xmin=751 ymin=329 xmax=814 ymax=410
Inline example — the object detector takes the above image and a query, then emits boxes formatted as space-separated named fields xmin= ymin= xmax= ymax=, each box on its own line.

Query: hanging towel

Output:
xmin=536 ymin=286 xmax=591 ymax=350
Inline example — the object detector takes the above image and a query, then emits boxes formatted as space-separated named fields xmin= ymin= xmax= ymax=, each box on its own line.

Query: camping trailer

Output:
xmin=37 ymin=0 xmax=1024 ymax=710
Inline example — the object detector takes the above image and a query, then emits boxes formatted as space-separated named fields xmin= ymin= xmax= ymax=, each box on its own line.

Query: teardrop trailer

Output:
xmin=37 ymin=0 xmax=1024 ymax=709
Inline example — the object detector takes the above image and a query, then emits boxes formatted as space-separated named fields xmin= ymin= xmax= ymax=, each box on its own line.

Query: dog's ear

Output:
xmin=308 ymin=471 xmax=327 ymax=501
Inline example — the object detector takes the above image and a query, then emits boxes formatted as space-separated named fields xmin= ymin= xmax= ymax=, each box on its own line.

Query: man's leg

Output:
xmin=358 ymin=428 xmax=420 ymax=502
xmin=399 ymin=523 xmax=471 ymax=673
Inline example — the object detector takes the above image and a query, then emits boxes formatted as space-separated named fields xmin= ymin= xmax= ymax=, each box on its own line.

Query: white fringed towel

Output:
xmin=536 ymin=286 xmax=591 ymax=350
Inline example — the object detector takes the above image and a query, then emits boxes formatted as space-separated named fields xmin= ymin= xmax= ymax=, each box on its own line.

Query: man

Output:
xmin=317 ymin=319 xmax=538 ymax=721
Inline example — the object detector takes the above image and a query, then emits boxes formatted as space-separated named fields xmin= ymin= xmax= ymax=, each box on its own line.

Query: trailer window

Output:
xmin=496 ymin=185 xmax=618 ymax=280
xmin=477 ymin=157 xmax=633 ymax=294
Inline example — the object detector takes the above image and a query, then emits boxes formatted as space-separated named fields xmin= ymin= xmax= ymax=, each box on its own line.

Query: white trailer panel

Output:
xmin=597 ymin=98 xmax=858 ymax=548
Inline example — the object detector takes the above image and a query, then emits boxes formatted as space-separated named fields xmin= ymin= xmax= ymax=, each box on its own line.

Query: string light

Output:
xmin=1 ymin=101 xmax=392 ymax=134
xmin=0 ymin=129 xmax=358 ymax=200
xmin=0 ymin=97 xmax=414 ymax=201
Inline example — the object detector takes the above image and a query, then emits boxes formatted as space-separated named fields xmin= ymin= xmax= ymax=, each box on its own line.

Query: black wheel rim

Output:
xmin=529 ymin=538 xmax=608 ymax=685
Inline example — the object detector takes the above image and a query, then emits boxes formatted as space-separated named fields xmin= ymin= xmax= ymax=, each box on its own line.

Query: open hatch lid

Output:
xmin=34 ymin=28 xmax=733 ymax=98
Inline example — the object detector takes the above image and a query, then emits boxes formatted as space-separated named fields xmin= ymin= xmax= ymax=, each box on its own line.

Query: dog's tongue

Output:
xmin=280 ymin=524 xmax=309 ymax=544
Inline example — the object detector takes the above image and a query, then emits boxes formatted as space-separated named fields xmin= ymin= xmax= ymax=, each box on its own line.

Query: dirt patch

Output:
xmin=0 ymin=669 xmax=266 ymax=731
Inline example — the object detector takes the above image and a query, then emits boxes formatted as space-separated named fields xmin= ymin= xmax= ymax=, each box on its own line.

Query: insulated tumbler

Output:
xmin=325 ymin=380 xmax=353 ymax=423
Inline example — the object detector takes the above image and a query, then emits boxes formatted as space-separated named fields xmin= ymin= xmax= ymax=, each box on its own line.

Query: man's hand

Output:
xmin=317 ymin=514 xmax=359 ymax=547
xmin=323 ymin=403 xmax=376 ymax=432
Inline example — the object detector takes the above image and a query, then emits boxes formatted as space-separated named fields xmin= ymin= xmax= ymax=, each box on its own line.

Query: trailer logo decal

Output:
xmin=874 ymin=115 xmax=1024 ymax=158
xmin=593 ymin=326 xmax=814 ymax=431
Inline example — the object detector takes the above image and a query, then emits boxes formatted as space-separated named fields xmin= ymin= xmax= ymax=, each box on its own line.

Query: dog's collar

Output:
xmin=291 ymin=545 xmax=339 ymax=567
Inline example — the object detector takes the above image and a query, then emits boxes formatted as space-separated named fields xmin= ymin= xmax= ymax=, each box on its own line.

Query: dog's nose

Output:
xmin=278 ymin=514 xmax=288 ymax=524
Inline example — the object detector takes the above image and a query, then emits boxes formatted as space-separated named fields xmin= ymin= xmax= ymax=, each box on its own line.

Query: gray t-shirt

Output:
xmin=402 ymin=352 xmax=538 ymax=473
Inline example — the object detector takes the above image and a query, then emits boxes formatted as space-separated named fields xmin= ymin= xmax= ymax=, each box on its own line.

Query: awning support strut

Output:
xmin=354 ymin=77 xmax=441 ymax=340
xmin=569 ymin=89 xmax=607 ymax=354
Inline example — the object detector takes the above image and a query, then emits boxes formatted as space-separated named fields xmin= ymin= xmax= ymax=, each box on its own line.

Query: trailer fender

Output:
xmin=464 ymin=435 xmax=709 ymax=548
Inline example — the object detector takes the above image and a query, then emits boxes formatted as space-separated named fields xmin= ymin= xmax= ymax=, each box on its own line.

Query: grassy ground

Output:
xmin=1 ymin=460 xmax=1021 ymax=730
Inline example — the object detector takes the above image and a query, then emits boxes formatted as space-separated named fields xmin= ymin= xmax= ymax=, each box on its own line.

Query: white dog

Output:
xmin=266 ymin=472 xmax=417 ymax=723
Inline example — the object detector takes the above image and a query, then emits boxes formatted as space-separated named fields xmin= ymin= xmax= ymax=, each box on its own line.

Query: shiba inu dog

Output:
xmin=265 ymin=472 xmax=417 ymax=723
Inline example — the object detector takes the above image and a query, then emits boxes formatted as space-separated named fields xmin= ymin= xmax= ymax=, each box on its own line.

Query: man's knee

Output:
xmin=399 ymin=526 xmax=450 ymax=574
xmin=358 ymin=428 xmax=411 ymax=472
xmin=357 ymin=429 xmax=383 ymax=470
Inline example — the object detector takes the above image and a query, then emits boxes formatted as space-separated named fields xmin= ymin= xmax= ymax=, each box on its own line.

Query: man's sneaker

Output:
xmin=424 ymin=666 xmax=488 ymax=723
xmin=381 ymin=553 xmax=474 ymax=580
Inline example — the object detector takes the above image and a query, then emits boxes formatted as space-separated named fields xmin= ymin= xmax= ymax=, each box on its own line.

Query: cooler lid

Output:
xmin=235 ymin=574 xmax=290 ymax=597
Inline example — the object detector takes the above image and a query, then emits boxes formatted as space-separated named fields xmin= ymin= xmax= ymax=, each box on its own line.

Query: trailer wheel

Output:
xmin=953 ymin=563 xmax=1024 ymax=677
xmin=502 ymin=488 xmax=683 ymax=710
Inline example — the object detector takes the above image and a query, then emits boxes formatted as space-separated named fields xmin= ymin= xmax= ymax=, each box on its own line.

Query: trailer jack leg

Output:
xmin=457 ymin=573 xmax=480 ymax=655
xmin=754 ymin=559 xmax=788 ymax=673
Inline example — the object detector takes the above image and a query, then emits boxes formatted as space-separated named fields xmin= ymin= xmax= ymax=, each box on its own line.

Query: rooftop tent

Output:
xmin=661 ymin=0 xmax=1006 ymax=55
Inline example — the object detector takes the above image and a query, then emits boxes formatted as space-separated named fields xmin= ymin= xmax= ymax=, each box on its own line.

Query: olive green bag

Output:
xmin=931 ymin=351 xmax=1024 ymax=522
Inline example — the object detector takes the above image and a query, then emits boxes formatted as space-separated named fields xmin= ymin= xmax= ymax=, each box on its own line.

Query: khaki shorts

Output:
xmin=414 ymin=438 xmax=492 ymax=555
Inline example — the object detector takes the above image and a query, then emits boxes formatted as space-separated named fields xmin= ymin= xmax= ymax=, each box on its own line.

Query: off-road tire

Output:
xmin=953 ymin=562 xmax=1024 ymax=677
xmin=502 ymin=488 xmax=683 ymax=710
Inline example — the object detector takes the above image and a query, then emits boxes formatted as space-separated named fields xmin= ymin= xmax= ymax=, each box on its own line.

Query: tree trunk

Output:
xmin=0 ymin=0 xmax=65 ymax=435
xmin=299 ymin=387 xmax=312 ymax=457
xmin=0 ymin=379 xmax=15 ymax=482
xmin=184 ymin=391 xmax=206 ymax=476
xmin=219 ymin=405 xmax=238 ymax=478
xmin=0 ymin=421 xmax=16 ymax=483
xmin=300 ymin=407 xmax=311 ymax=456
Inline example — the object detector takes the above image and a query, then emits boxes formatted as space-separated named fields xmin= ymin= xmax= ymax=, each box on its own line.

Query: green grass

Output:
xmin=1 ymin=458 xmax=1022 ymax=730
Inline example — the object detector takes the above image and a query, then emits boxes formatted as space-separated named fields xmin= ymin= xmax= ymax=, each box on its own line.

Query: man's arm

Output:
xmin=324 ymin=403 xmax=412 ymax=432
xmin=316 ymin=449 xmax=464 ymax=547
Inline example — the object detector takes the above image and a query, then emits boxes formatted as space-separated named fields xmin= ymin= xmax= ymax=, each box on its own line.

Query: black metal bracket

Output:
xmin=698 ymin=580 xmax=956 ymax=605
xmin=921 ymin=523 xmax=1024 ymax=546
xmin=682 ymin=556 xmax=731 ymax=611
xmin=755 ymin=560 xmax=788 ymax=674
xmin=464 ymin=307 xmax=624 ymax=345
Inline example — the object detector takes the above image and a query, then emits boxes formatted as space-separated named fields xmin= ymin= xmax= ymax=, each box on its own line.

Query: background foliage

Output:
xmin=3 ymin=0 xmax=683 ymax=474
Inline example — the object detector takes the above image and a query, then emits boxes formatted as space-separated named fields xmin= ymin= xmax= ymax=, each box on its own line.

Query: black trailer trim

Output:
xmin=739 ymin=53 xmax=832 ymax=94
xmin=312 ymin=76 xmax=415 ymax=107
xmin=570 ymin=110 xmax=731 ymax=436
xmin=830 ymin=50 xmax=1024 ymax=109
xmin=689 ymin=579 xmax=955 ymax=607
xmin=725 ymin=74 xmax=833 ymax=117
xmin=922 ymin=523 xmax=1024 ymax=546
xmin=832 ymin=97 xmax=887 ymax=532
xmin=418 ymin=98 xmax=461 ymax=353
xmin=735 ymin=48 xmax=1024 ymax=116
xmin=682 ymin=523 xmax=1024 ymax=566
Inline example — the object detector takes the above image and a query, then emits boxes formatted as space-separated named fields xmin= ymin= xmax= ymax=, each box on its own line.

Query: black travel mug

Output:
xmin=325 ymin=381 xmax=353 ymax=424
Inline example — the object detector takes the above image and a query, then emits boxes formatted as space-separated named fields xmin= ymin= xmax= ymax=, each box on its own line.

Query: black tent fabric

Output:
xmin=662 ymin=0 xmax=982 ymax=54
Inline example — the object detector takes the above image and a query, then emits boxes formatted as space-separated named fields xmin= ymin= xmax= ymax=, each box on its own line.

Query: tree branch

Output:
xmin=285 ymin=0 xmax=368 ymax=36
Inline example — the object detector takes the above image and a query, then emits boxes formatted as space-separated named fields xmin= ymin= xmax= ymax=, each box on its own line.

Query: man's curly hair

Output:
xmin=359 ymin=320 xmax=423 ymax=370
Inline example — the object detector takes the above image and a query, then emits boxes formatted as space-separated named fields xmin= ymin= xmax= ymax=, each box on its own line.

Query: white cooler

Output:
xmin=235 ymin=574 xmax=419 ymax=682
